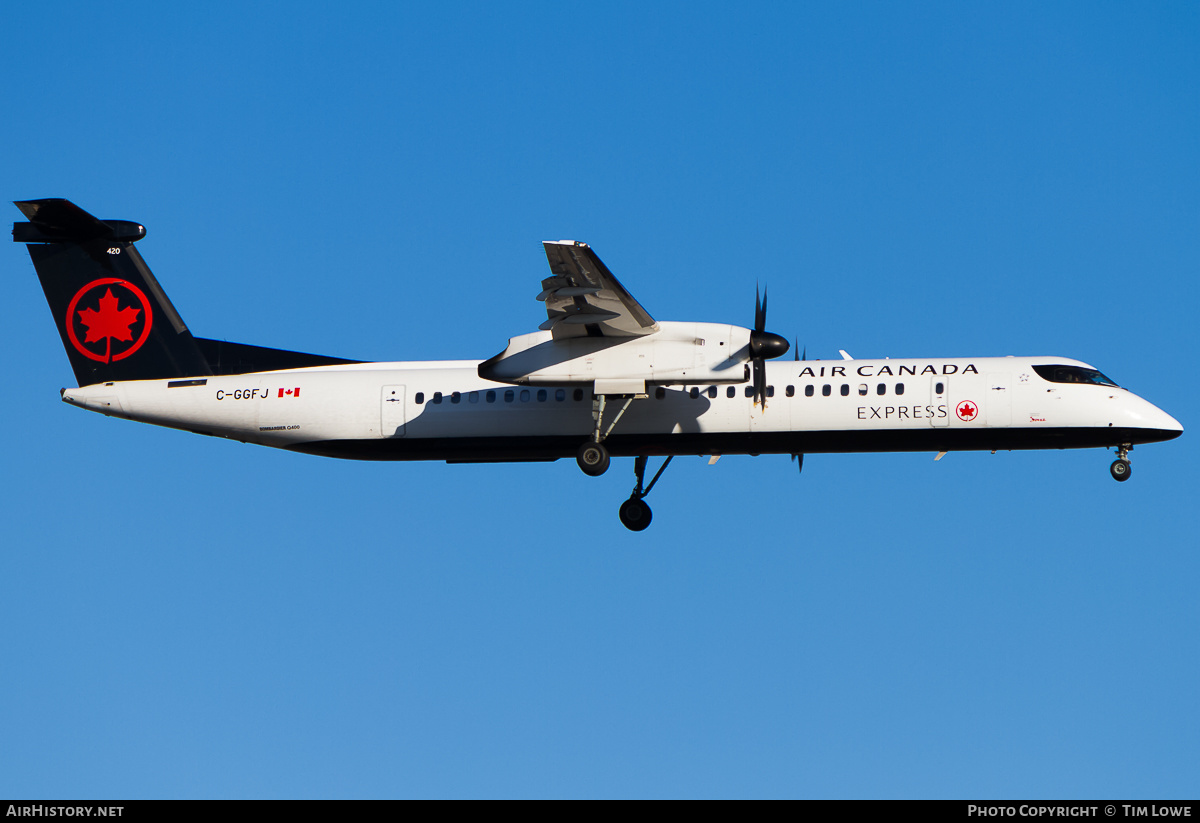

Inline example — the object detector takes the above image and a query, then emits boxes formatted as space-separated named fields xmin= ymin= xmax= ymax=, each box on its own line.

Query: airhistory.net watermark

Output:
xmin=967 ymin=807 xmax=1192 ymax=818
xmin=6 ymin=807 xmax=123 ymax=817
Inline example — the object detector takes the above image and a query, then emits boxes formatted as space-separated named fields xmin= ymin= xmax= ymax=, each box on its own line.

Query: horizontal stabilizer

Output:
xmin=14 ymin=198 xmax=145 ymax=243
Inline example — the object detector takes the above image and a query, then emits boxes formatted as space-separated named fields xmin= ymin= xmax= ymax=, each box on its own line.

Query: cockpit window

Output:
xmin=1033 ymin=364 xmax=1119 ymax=388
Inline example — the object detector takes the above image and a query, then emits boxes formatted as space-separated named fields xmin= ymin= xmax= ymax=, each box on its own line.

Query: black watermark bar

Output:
xmin=2 ymin=799 xmax=1198 ymax=808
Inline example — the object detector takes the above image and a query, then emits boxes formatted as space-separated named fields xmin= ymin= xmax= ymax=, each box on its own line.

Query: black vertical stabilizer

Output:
xmin=14 ymin=199 xmax=213 ymax=386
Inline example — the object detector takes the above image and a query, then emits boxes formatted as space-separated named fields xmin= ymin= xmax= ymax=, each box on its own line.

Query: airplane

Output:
xmin=14 ymin=198 xmax=1183 ymax=531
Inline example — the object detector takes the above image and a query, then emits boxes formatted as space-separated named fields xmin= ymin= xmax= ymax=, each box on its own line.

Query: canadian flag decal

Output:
xmin=278 ymin=387 xmax=301 ymax=398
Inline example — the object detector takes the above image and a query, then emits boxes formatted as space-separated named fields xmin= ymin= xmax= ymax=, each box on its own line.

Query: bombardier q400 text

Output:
xmin=15 ymin=199 xmax=1183 ymax=530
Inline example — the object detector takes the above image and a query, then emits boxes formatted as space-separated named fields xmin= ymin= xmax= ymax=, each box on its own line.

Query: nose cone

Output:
xmin=1124 ymin=394 xmax=1183 ymax=443
xmin=1152 ymin=407 xmax=1184 ymax=439
xmin=749 ymin=331 xmax=790 ymax=360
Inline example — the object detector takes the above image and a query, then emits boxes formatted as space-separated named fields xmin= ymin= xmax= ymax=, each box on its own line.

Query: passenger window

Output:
xmin=655 ymin=387 xmax=666 ymax=400
xmin=877 ymin=384 xmax=886 ymax=396
xmin=573 ymin=388 xmax=584 ymax=402
xmin=727 ymin=386 xmax=736 ymax=398
xmin=690 ymin=387 xmax=700 ymax=399
xmin=936 ymin=382 xmax=944 ymax=394
xmin=451 ymin=391 xmax=461 ymax=404
xmin=786 ymin=385 xmax=795 ymax=397
xmin=858 ymin=384 xmax=867 ymax=396
xmin=745 ymin=386 xmax=755 ymax=398
xmin=468 ymin=391 xmax=479 ymax=404
xmin=555 ymin=389 xmax=565 ymax=401
xmin=537 ymin=389 xmax=547 ymax=402
xmin=415 ymin=392 xmax=424 ymax=404
xmin=432 ymin=392 xmax=443 ymax=404
xmin=708 ymin=386 xmax=718 ymax=398
xmin=486 ymin=390 xmax=496 ymax=403
xmin=840 ymin=384 xmax=849 ymax=396
xmin=767 ymin=386 xmax=775 ymax=397
xmin=520 ymin=389 xmax=530 ymax=402
xmin=822 ymin=384 xmax=831 ymax=397
xmin=504 ymin=389 xmax=514 ymax=403
xmin=896 ymin=383 xmax=904 ymax=396
xmin=804 ymin=385 xmax=814 ymax=397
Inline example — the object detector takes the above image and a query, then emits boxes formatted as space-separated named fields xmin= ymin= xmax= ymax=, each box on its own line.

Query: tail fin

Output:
xmin=14 ymin=199 xmax=212 ymax=386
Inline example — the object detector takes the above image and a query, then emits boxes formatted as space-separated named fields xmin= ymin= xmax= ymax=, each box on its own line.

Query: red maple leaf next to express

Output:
xmin=77 ymin=288 xmax=141 ymax=363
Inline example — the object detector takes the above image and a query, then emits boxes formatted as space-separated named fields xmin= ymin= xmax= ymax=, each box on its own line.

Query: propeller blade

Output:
xmin=753 ymin=358 xmax=766 ymax=409
xmin=749 ymin=283 xmax=784 ymax=409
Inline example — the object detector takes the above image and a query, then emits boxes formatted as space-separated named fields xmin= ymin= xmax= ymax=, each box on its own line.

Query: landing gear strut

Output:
xmin=575 ymin=393 xmax=636 ymax=476
xmin=619 ymin=455 xmax=673 ymax=531
xmin=1110 ymin=443 xmax=1132 ymax=482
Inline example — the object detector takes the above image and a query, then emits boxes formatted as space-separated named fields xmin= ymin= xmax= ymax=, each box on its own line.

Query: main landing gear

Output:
xmin=617 ymin=455 xmax=673 ymax=531
xmin=569 ymin=392 xmax=669 ymax=530
xmin=1110 ymin=443 xmax=1132 ymax=482
xmin=575 ymin=394 xmax=636 ymax=476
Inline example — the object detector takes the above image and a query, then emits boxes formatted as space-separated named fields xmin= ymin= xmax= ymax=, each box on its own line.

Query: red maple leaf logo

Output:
xmin=957 ymin=401 xmax=977 ymax=421
xmin=77 ymin=288 xmax=141 ymax=363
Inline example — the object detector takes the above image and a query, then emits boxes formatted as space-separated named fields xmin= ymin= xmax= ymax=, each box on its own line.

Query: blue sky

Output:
xmin=2 ymin=1 xmax=1197 ymax=798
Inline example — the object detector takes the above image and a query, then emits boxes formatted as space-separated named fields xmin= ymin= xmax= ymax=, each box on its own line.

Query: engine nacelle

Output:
xmin=478 ymin=321 xmax=752 ymax=388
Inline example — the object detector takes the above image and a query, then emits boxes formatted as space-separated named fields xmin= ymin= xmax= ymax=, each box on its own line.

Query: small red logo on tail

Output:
xmin=66 ymin=278 xmax=154 ymax=363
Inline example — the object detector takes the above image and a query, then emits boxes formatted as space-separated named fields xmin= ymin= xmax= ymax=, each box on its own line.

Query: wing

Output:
xmin=537 ymin=241 xmax=659 ymax=339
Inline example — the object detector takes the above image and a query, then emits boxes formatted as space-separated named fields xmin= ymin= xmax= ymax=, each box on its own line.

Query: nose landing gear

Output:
xmin=619 ymin=455 xmax=673 ymax=531
xmin=1110 ymin=444 xmax=1132 ymax=482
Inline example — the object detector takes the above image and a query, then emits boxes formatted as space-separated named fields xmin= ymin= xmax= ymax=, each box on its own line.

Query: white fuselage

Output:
xmin=61 ymin=354 xmax=1183 ymax=462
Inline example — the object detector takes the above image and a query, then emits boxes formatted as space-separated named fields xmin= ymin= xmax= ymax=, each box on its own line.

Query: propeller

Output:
xmin=749 ymin=284 xmax=789 ymax=408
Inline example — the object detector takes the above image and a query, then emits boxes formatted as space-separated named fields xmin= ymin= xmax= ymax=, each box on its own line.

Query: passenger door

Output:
xmin=987 ymin=373 xmax=1011 ymax=427
xmin=381 ymin=385 xmax=406 ymax=437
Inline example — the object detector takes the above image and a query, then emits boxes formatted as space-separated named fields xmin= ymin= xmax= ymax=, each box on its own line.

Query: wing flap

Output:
xmin=540 ymin=241 xmax=658 ymax=338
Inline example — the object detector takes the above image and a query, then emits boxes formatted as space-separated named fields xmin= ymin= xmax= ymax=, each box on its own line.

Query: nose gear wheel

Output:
xmin=1110 ymin=444 xmax=1132 ymax=482
xmin=1110 ymin=459 xmax=1131 ymax=481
